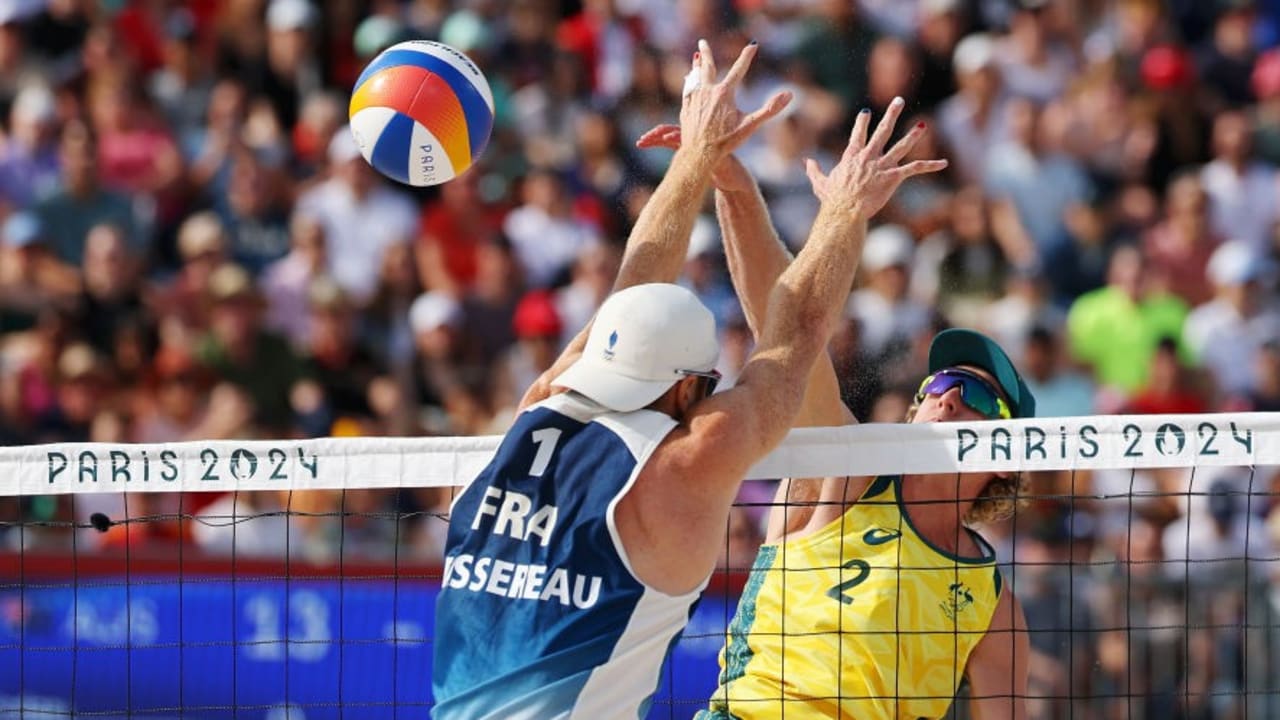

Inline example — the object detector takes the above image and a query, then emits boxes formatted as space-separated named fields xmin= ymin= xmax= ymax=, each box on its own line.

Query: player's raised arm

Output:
xmin=517 ymin=40 xmax=790 ymax=411
xmin=626 ymin=98 xmax=945 ymax=592
xmin=636 ymin=103 xmax=946 ymax=540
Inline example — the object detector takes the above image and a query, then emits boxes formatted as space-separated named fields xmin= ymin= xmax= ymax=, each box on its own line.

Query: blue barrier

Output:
xmin=0 ymin=579 xmax=735 ymax=719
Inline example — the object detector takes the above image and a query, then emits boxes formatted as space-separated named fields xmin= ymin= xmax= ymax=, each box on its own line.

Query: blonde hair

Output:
xmin=902 ymin=398 xmax=1027 ymax=525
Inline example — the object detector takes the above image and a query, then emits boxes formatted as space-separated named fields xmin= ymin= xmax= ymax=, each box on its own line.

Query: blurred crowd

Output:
xmin=2 ymin=0 xmax=1280 ymax=715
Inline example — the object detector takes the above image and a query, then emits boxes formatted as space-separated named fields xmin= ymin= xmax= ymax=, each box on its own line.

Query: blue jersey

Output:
xmin=432 ymin=393 xmax=703 ymax=719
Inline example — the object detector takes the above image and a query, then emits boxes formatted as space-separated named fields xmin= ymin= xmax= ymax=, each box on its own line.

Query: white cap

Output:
xmin=686 ymin=215 xmax=720 ymax=260
xmin=0 ymin=0 xmax=44 ymax=26
xmin=953 ymin=33 xmax=997 ymax=74
xmin=267 ymin=0 xmax=316 ymax=32
xmin=920 ymin=0 xmax=960 ymax=16
xmin=409 ymin=291 xmax=463 ymax=333
xmin=1207 ymin=240 xmax=1263 ymax=287
xmin=11 ymin=83 xmax=54 ymax=124
xmin=328 ymin=125 xmax=361 ymax=164
xmin=553 ymin=283 xmax=719 ymax=412
xmin=862 ymin=224 xmax=915 ymax=272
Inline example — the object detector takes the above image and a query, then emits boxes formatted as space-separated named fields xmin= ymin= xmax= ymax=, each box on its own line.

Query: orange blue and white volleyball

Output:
xmin=348 ymin=40 xmax=495 ymax=187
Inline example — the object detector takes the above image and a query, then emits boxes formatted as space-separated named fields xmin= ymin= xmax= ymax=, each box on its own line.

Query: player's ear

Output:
xmin=675 ymin=375 xmax=704 ymax=415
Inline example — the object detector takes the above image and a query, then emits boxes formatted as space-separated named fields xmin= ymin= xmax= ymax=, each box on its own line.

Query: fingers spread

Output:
xmin=698 ymin=38 xmax=716 ymax=84
xmin=844 ymin=108 xmax=872 ymax=160
xmin=866 ymin=96 xmax=906 ymax=155
xmin=883 ymin=121 xmax=926 ymax=165
xmin=730 ymin=89 xmax=792 ymax=147
xmin=804 ymin=157 xmax=825 ymax=188
xmin=893 ymin=159 xmax=949 ymax=179
xmin=721 ymin=41 xmax=759 ymax=88
xmin=636 ymin=124 xmax=681 ymax=149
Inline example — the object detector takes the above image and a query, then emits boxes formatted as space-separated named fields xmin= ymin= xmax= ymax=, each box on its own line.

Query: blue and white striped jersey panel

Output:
xmin=432 ymin=393 xmax=703 ymax=719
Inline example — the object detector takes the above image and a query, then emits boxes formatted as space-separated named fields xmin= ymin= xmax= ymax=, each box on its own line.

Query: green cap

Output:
xmin=928 ymin=328 xmax=1036 ymax=418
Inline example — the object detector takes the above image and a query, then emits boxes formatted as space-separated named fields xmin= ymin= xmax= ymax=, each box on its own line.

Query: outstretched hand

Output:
xmin=805 ymin=97 xmax=948 ymax=219
xmin=678 ymin=39 xmax=792 ymax=161
xmin=636 ymin=124 xmax=754 ymax=193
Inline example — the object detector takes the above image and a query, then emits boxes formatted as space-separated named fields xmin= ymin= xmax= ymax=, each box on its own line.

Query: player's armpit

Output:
xmin=966 ymin=590 xmax=1030 ymax=720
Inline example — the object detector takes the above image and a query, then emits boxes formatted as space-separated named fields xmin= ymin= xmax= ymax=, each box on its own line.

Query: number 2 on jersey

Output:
xmin=826 ymin=558 xmax=871 ymax=605
xmin=528 ymin=428 xmax=562 ymax=477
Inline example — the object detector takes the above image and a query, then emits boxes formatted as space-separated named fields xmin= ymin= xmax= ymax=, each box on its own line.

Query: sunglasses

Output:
xmin=915 ymin=367 xmax=1012 ymax=420
xmin=678 ymin=368 xmax=722 ymax=398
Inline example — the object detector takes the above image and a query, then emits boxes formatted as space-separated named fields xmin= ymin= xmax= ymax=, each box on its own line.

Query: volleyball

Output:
xmin=348 ymin=40 xmax=495 ymax=187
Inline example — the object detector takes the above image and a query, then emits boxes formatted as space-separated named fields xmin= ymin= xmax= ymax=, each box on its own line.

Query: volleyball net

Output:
xmin=2 ymin=412 xmax=1279 ymax=718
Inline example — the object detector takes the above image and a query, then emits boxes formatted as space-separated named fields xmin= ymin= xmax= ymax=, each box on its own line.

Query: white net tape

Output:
xmin=3 ymin=412 xmax=1276 ymax=496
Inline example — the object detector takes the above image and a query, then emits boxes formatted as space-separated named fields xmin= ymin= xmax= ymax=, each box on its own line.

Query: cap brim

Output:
xmin=929 ymin=328 xmax=1035 ymax=418
xmin=552 ymin=358 xmax=677 ymax=413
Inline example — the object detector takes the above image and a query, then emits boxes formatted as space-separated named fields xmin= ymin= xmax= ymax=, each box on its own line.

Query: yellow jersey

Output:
xmin=697 ymin=475 xmax=1003 ymax=720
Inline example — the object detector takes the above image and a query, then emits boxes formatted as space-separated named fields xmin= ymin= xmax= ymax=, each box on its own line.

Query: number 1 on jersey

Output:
xmin=529 ymin=428 xmax=563 ymax=477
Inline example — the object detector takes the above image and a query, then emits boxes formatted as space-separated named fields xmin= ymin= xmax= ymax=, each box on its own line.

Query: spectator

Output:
xmin=415 ymin=170 xmax=506 ymax=297
xmin=132 ymin=345 xmax=210 ymax=444
xmin=0 ymin=3 xmax=48 ymax=119
xmin=1067 ymin=243 xmax=1188 ymax=396
xmin=501 ymin=168 xmax=601 ymax=288
xmin=0 ymin=83 xmax=61 ymax=206
xmin=615 ymin=44 xmax=679 ymax=178
xmin=510 ymin=51 xmax=592 ymax=171
xmin=983 ymin=264 xmax=1066 ymax=364
xmin=299 ymin=277 xmax=381 ymax=419
xmin=296 ymin=127 xmax=417 ymax=306
xmin=75 ymin=223 xmax=147 ymax=357
xmin=913 ymin=0 xmax=966 ymax=111
xmin=937 ymin=32 xmax=1010 ymax=184
xmin=36 ymin=119 xmax=139 ymax=266
xmin=84 ymin=72 xmax=185 ymax=227
xmin=407 ymin=289 xmax=469 ymax=419
xmin=0 ymin=212 xmax=78 ymax=334
xmin=740 ymin=114 xmax=831 ymax=249
xmin=195 ymin=263 xmax=309 ymax=433
xmin=1249 ymin=47 xmax=1280 ymax=165
xmin=1183 ymin=240 xmax=1280 ymax=397
xmin=1196 ymin=0 xmax=1260 ymax=110
xmin=916 ymin=185 xmax=1011 ymax=325
xmin=556 ymin=0 xmax=644 ymax=104
xmin=792 ymin=0 xmax=876 ymax=111
xmin=1200 ymin=109 xmax=1279 ymax=256
xmin=252 ymin=0 xmax=324 ymax=129
xmin=147 ymin=7 xmax=214 ymax=148
xmin=554 ymin=241 xmax=619 ymax=348
xmin=151 ymin=211 xmax=230 ymax=338
xmin=1139 ymin=43 xmax=1211 ymax=189
xmin=1162 ymin=472 xmax=1272 ymax=582
xmin=845 ymin=224 xmax=932 ymax=361
xmin=216 ymin=146 xmax=293 ymax=274
xmin=38 ymin=342 xmax=113 ymax=443
xmin=1141 ymin=170 xmax=1221 ymax=307
xmin=489 ymin=289 xmax=563 ymax=428
xmin=865 ymin=36 xmax=922 ymax=114
xmin=1021 ymin=325 xmax=1097 ymax=417
xmin=984 ymin=97 xmax=1093 ymax=261
xmin=260 ymin=211 xmax=327 ymax=347
xmin=995 ymin=0 xmax=1079 ymax=103
xmin=681 ymin=215 xmax=736 ymax=327
xmin=1122 ymin=335 xmax=1208 ymax=414
xmin=184 ymin=77 xmax=249 ymax=195
xmin=1237 ymin=339 xmax=1280 ymax=411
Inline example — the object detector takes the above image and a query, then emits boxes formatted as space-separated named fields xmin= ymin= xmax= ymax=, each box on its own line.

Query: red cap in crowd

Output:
xmin=1254 ymin=49 xmax=1280 ymax=99
xmin=513 ymin=291 xmax=563 ymax=340
xmin=1140 ymin=44 xmax=1195 ymax=91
